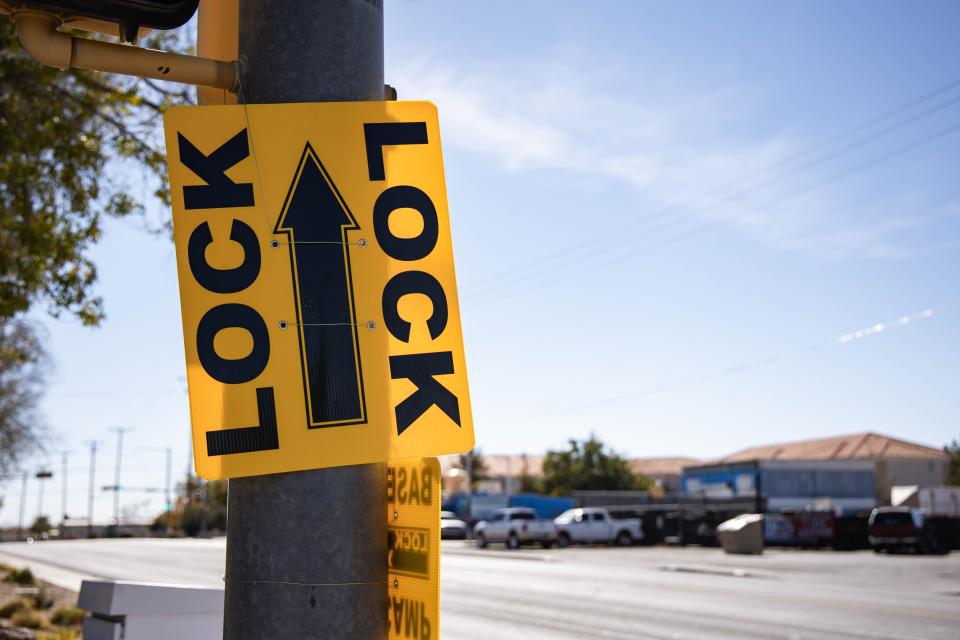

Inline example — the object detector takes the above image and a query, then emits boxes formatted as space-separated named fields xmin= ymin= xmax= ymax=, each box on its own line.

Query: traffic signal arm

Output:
xmin=11 ymin=10 xmax=236 ymax=90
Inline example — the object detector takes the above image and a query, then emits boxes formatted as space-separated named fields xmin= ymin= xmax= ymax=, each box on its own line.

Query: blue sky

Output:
xmin=3 ymin=1 xmax=959 ymax=526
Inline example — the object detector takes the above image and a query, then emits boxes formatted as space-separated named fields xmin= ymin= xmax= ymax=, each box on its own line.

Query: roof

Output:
xmin=439 ymin=454 xmax=699 ymax=478
xmin=629 ymin=457 xmax=700 ymax=476
xmin=717 ymin=432 xmax=946 ymax=463
xmin=438 ymin=454 xmax=545 ymax=477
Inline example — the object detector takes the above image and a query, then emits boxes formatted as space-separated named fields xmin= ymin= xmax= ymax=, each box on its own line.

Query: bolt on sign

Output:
xmin=162 ymin=102 xmax=474 ymax=479
xmin=387 ymin=458 xmax=439 ymax=640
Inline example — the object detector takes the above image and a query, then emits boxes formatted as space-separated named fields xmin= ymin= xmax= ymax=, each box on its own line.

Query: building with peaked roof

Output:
xmin=438 ymin=453 xmax=546 ymax=494
xmin=682 ymin=432 xmax=948 ymax=513
xmin=716 ymin=432 xmax=946 ymax=465
xmin=438 ymin=453 xmax=695 ymax=494
xmin=629 ymin=457 xmax=699 ymax=493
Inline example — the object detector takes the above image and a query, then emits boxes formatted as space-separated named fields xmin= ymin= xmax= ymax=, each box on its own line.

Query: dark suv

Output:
xmin=868 ymin=507 xmax=942 ymax=554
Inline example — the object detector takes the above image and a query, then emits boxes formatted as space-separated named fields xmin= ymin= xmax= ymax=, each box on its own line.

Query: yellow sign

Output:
xmin=163 ymin=102 xmax=474 ymax=479
xmin=387 ymin=458 xmax=440 ymax=640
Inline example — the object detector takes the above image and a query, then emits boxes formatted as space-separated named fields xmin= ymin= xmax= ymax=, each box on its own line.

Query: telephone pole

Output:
xmin=223 ymin=2 xmax=387 ymax=638
xmin=17 ymin=471 xmax=27 ymax=540
xmin=84 ymin=440 xmax=99 ymax=538
xmin=60 ymin=450 xmax=69 ymax=525
xmin=36 ymin=471 xmax=45 ymax=518
xmin=138 ymin=446 xmax=174 ymax=534
xmin=110 ymin=427 xmax=132 ymax=527
xmin=164 ymin=446 xmax=172 ymax=535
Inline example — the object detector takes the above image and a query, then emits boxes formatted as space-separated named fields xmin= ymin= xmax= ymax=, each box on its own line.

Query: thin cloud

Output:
xmin=393 ymin=57 xmax=946 ymax=260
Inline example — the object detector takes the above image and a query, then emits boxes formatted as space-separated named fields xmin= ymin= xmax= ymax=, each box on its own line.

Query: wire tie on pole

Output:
xmin=224 ymin=578 xmax=384 ymax=588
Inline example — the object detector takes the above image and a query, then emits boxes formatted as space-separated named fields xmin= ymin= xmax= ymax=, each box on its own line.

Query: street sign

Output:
xmin=163 ymin=101 xmax=474 ymax=479
xmin=387 ymin=458 xmax=439 ymax=640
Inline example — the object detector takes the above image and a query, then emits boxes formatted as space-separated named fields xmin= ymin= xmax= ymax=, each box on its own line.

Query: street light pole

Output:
xmin=137 ymin=446 xmax=175 ymax=535
xmin=36 ymin=472 xmax=45 ymax=518
xmin=223 ymin=2 xmax=387 ymax=638
xmin=17 ymin=471 xmax=27 ymax=540
xmin=164 ymin=447 xmax=172 ymax=535
xmin=60 ymin=450 xmax=69 ymax=525
xmin=83 ymin=440 xmax=100 ymax=537
xmin=110 ymin=427 xmax=132 ymax=527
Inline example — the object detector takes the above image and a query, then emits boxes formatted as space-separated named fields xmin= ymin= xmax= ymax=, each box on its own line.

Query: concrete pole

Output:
xmin=466 ymin=452 xmax=474 ymax=523
xmin=85 ymin=440 xmax=97 ymax=538
xmin=110 ymin=427 xmax=132 ymax=526
xmin=164 ymin=447 xmax=173 ymax=535
xmin=36 ymin=474 xmax=44 ymax=518
xmin=199 ymin=479 xmax=208 ymax=538
xmin=224 ymin=2 xmax=387 ymax=638
xmin=17 ymin=471 xmax=27 ymax=540
xmin=61 ymin=450 xmax=69 ymax=525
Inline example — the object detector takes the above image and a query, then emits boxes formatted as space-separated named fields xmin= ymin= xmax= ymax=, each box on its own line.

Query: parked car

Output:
xmin=440 ymin=511 xmax=468 ymax=540
xmin=868 ymin=507 xmax=945 ymax=554
xmin=554 ymin=507 xmax=644 ymax=547
xmin=473 ymin=507 xmax=557 ymax=549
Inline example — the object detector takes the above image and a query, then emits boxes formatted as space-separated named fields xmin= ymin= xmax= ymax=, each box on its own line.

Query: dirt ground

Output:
xmin=0 ymin=565 xmax=80 ymax=639
xmin=0 ymin=581 xmax=76 ymax=616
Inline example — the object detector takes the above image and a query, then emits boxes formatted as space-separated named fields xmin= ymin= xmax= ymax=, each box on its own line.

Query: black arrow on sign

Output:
xmin=275 ymin=143 xmax=366 ymax=427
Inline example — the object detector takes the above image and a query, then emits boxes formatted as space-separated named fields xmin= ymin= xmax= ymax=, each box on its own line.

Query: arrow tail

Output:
xmin=276 ymin=144 xmax=367 ymax=428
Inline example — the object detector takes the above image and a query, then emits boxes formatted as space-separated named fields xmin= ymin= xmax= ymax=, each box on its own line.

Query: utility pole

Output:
xmin=198 ymin=478 xmax=208 ymax=538
xmin=164 ymin=446 xmax=172 ymax=535
xmin=60 ymin=450 xmax=69 ymax=525
xmin=138 ymin=446 xmax=174 ymax=534
xmin=17 ymin=471 xmax=27 ymax=540
xmin=223 ymin=2 xmax=387 ymax=638
xmin=36 ymin=471 xmax=45 ymax=518
xmin=84 ymin=440 xmax=99 ymax=538
xmin=466 ymin=451 xmax=475 ymax=530
xmin=110 ymin=427 xmax=132 ymax=527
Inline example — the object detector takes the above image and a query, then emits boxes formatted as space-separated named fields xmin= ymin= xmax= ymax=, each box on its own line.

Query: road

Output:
xmin=2 ymin=539 xmax=959 ymax=639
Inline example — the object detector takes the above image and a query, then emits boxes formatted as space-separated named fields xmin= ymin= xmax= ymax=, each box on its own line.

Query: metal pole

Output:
xmin=199 ymin=479 xmax=208 ymax=538
xmin=165 ymin=447 xmax=173 ymax=535
xmin=61 ymin=450 xmax=69 ymax=525
xmin=224 ymin=2 xmax=387 ymax=638
xmin=466 ymin=452 xmax=474 ymax=528
xmin=85 ymin=440 xmax=97 ymax=537
xmin=17 ymin=471 xmax=27 ymax=540
xmin=110 ymin=427 xmax=131 ymax=526
xmin=36 ymin=473 xmax=44 ymax=518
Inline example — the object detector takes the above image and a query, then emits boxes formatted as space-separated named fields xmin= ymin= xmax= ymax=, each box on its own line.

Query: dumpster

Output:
xmin=716 ymin=513 xmax=764 ymax=554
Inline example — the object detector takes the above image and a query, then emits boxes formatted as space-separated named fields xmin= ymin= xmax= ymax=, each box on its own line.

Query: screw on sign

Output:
xmin=387 ymin=458 xmax=440 ymax=640
xmin=163 ymin=102 xmax=474 ymax=480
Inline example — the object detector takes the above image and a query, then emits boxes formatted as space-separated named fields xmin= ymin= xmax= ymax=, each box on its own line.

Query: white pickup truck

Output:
xmin=474 ymin=507 xmax=558 ymax=549
xmin=554 ymin=507 xmax=644 ymax=547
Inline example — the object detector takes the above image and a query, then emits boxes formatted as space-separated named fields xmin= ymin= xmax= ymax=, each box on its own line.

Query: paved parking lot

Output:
xmin=1 ymin=539 xmax=958 ymax=639
xmin=441 ymin=542 xmax=960 ymax=639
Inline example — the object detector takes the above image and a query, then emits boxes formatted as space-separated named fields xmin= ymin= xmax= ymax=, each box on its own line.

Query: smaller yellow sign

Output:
xmin=387 ymin=458 xmax=439 ymax=640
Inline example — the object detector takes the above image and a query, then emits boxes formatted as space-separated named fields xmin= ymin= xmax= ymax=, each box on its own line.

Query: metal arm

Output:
xmin=12 ymin=10 xmax=236 ymax=91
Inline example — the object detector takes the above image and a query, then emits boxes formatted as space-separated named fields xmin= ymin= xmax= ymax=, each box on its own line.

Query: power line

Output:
xmin=463 ymin=118 xmax=960 ymax=306
xmin=461 ymin=76 xmax=960 ymax=299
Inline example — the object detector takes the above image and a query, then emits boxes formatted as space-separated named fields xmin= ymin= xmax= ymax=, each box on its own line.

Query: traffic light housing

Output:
xmin=12 ymin=0 xmax=199 ymax=42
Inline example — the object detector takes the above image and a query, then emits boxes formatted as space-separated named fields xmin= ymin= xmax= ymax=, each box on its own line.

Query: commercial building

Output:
xmin=438 ymin=454 xmax=545 ymax=494
xmin=682 ymin=432 xmax=948 ymax=513
xmin=629 ymin=457 xmax=699 ymax=493
xmin=439 ymin=454 xmax=695 ymax=495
